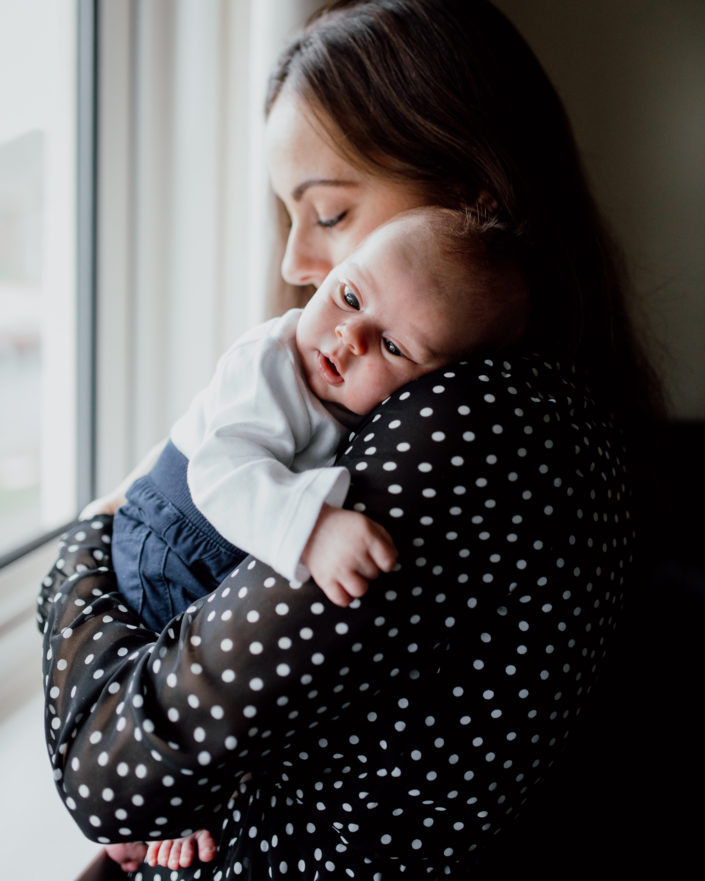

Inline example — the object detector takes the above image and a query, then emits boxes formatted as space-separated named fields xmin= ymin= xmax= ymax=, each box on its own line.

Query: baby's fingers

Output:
xmin=168 ymin=839 xmax=185 ymax=870
xmin=149 ymin=840 xmax=175 ymax=868
xmin=341 ymin=571 xmax=370 ymax=599
xmin=319 ymin=579 xmax=357 ymax=607
xmin=195 ymin=829 xmax=218 ymax=863
xmin=367 ymin=529 xmax=398 ymax=573
xmin=145 ymin=842 xmax=160 ymax=867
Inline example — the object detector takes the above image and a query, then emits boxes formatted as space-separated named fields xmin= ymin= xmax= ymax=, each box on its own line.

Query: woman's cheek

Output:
xmin=335 ymin=228 xmax=370 ymax=264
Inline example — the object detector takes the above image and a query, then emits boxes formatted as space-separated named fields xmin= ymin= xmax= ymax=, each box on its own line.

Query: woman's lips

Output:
xmin=316 ymin=351 xmax=344 ymax=385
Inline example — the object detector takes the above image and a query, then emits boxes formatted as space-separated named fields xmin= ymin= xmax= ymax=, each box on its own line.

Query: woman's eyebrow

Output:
xmin=292 ymin=178 xmax=358 ymax=201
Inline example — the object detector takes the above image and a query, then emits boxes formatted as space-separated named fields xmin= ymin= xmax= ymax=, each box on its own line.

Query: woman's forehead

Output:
xmin=265 ymin=89 xmax=360 ymax=190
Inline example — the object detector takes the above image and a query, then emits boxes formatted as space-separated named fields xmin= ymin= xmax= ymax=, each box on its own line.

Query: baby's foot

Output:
xmin=146 ymin=828 xmax=217 ymax=870
xmin=105 ymin=842 xmax=148 ymax=873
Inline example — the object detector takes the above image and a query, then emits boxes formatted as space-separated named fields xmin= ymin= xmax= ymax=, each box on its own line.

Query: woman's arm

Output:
xmin=38 ymin=353 xmax=634 ymax=861
xmin=38 ymin=516 xmax=383 ymax=842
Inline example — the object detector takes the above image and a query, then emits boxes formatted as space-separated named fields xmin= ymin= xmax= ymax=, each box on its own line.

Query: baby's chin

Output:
xmin=337 ymin=392 xmax=384 ymax=417
xmin=318 ymin=386 xmax=375 ymax=419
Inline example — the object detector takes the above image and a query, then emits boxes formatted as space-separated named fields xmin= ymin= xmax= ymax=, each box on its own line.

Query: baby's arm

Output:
xmin=145 ymin=829 xmax=217 ymax=870
xmin=301 ymin=503 xmax=398 ymax=606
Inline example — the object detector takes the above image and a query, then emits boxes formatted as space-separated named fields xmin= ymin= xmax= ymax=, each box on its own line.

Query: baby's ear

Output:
xmin=476 ymin=190 xmax=500 ymax=215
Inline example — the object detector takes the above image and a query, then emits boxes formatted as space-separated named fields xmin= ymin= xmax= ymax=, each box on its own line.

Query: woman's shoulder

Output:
xmin=339 ymin=349 xmax=631 ymax=564
xmin=351 ymin=349 xmax=617 ymax=451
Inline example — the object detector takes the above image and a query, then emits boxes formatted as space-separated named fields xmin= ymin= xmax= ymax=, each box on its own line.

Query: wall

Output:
xmin=494 ymin=0 xmax=705 ymax=419
xmin=94 ymin=0 xmax=322 ymax=494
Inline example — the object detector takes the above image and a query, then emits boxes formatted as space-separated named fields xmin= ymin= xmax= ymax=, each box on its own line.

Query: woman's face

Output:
xmin=265 ymin=88 xmax=428 ymax=289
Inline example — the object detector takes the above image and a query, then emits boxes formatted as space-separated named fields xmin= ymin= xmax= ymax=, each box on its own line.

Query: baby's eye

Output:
xmin=383 ymin=338 xmax=405 ymax=358
xmin=317 ymin=211 xmax=347 ymax=229
xmin=342 ymin=286 xmax=360 ymax=310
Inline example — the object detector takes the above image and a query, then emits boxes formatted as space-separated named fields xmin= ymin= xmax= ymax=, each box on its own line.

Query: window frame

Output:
xmin=0 ymin=0 xmax=97 ymax=568
xmin=76 ymin=0 xmax=99 ymax=513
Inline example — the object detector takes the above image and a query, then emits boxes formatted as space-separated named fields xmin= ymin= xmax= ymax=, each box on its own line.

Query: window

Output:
xmin=0 ymin=0 xmax=90 ymax=564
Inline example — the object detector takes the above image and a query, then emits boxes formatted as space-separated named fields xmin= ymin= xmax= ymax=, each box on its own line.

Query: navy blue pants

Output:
xmin=112 ymin=440 xmax=246 ymax=632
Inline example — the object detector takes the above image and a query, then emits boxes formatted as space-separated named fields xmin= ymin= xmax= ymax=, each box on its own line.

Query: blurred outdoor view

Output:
xmin=0 ymin=0 xmax=78 ymax=560
xmin=0 ymin=131 xmax=43 ymax=553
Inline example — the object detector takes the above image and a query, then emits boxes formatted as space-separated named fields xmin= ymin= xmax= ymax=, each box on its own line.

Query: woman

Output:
xmin=38 ymin=1 xmax=663 ymax=877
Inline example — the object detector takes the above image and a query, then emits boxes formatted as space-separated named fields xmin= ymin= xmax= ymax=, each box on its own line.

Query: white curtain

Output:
xmin=94 ymin=0 xmax=321 ymax=493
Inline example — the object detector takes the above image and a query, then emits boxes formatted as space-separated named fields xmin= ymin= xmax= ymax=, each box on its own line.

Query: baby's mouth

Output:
xmin=317 ymin=351 xmax=344 ymax=385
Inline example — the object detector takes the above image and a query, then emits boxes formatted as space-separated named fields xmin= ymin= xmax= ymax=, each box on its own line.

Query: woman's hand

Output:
xmin=79 ymin=491 xmax=127 ymax=519
xmin=78 ymin=437 xmax=167 ymax=520
xmin=104 ymin=842 xmax=148 ymax=873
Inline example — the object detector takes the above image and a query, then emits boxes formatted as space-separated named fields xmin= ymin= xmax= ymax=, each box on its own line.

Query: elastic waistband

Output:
xmin=148 ymin=439 xmax=240 ymax=553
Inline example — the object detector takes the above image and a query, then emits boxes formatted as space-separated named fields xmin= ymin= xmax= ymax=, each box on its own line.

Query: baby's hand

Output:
xmin=302 ymin=504 xmax=398 ymax=606
xmin=146 ymin=828 xmax=217 ymax=870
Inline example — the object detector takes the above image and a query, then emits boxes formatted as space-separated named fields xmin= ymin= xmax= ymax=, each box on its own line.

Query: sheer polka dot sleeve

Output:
xmin=37 ymin=353 xmax=634 ymax=878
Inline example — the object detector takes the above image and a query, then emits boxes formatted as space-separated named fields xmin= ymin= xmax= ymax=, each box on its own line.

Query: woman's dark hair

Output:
xmin=266 ymin=0 xmax=666 ymax=428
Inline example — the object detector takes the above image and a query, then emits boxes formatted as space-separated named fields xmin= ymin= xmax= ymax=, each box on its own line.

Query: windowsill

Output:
xmin=1 ymin=690 xmax=101 ymax=880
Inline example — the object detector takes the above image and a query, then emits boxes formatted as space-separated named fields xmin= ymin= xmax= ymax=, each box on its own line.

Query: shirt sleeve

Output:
xmin=173 ymin=321 xmax=350 ymax=582
xmin=37 ymin=353 xmax=633 ymax=870
xmin=37 ymin=517 xmax=380 ymax=843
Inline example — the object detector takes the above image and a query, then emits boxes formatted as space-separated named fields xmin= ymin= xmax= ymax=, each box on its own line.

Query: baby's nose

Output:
xmin=336 ymin=321 xmax=367 ymax=355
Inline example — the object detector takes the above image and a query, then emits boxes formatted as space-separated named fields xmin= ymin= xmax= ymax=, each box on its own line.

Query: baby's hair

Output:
xmin=394 ymin=205 xmax=529 ymax=350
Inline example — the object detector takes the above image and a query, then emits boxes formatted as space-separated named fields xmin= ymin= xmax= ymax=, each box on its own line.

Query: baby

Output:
xmin=102 ymin=204 xmax=527 ymax=871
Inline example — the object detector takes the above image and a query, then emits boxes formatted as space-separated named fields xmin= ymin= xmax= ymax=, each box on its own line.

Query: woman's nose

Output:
xmin=336 ymin=320 xmax=367 ymax=355
xmin=280 ymin=227 xmax=331 ymax=288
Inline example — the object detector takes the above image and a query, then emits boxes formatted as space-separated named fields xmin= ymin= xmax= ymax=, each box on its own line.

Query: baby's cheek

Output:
xmin=345 ymin=363 xmax=379 ymax=413
xmin=367 ymin=361 xmax=401 ymax=404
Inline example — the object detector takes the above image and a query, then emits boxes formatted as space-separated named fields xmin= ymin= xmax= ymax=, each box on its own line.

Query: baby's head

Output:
xmin=295 ymin=205 xmax=527 ymax=415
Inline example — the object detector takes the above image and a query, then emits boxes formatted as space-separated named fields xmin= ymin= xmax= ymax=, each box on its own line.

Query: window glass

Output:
xmin=0 ymin=0 xmax=78 ymax=559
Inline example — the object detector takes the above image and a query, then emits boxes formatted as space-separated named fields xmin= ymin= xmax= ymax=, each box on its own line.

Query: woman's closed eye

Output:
xmin=317 ymin=210 xmax=347 ymax=229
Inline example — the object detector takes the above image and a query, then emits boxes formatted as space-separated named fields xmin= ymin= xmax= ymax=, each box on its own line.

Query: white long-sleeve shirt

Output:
xmin=170 ymin=309 xmax=357 ymax=582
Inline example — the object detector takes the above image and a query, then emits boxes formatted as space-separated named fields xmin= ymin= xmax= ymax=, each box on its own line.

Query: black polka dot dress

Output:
xmin=37 ymin=352 xmax=634 ymax=879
